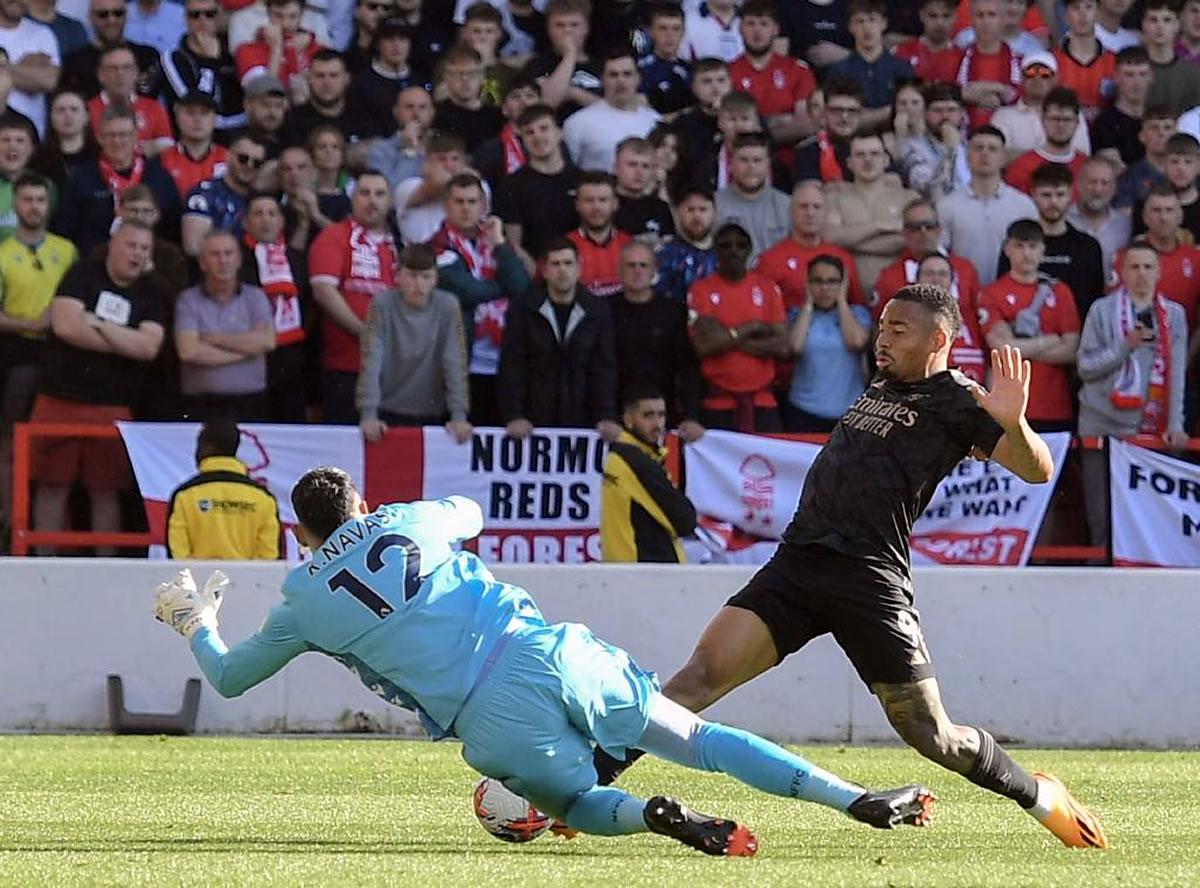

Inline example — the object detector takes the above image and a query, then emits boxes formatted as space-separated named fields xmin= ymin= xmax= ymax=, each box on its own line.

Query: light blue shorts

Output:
xmin=452 ymin=621 xmax=660 ymax=818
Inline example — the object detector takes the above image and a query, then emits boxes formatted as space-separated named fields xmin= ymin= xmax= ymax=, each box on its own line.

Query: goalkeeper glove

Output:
xmin=153 ymin=568 xmax=227 ymax=639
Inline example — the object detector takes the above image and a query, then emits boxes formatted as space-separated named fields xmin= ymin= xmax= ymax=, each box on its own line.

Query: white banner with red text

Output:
xmin=683 ymin=429 xmax=1071 ymax=566
xmin=1110 ymin=438 xmax=1200 ymax=567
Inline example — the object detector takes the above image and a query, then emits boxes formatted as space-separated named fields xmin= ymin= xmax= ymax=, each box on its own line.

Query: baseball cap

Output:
xmin=244 ymin=74 xmax=287 ymax=98
xmin=1021 ymin=51 xmax=1058 ymax=74
xmin=177 ymin=90 xmax=217 ymax=110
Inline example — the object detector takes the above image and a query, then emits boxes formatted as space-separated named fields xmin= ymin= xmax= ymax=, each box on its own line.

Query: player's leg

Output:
xmin=596 ymin=551 xmax=810 ymax=786
xmin=873 ymin=678 xmax=1108 ymax=849
xmin=637 ymin=691 xmax=934 ymax=829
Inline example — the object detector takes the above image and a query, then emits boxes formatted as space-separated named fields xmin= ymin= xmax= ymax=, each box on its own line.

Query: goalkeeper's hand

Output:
xmin=153 ymin=568 xmax=227 ymax=639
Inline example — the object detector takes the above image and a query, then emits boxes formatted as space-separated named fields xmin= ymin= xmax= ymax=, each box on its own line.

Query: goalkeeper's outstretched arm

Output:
xmin=154 ymin=569 xmax=308 ymax=698
xmin=190 ymin=603 xmax=309 ymax=698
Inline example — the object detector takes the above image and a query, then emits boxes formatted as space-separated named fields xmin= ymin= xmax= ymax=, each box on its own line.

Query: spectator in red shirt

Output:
xmin=235 ymin=0 xmax=323 ymax=105
xmin=956 ymin=0 xmax=1021 ymax=129
xmin=728 ymin=0 xmax=816 ymax=156
xmin=1055 ymin=0 xmax=1116 ymax=123
xmin=894 ymin=0 xmax=962 ymax=84
xmin=1114 ymin=185 xmax=1200 ymax=330
xmin=979 ymin=219 xmax=1082 ymax=429
xmin=308 ymin=169 xmax=398 ymax=424
xmin=872 ymin=197 xmax=987 ymax=382
xmin=158 ymin=91 xmax=228 ymax=199
xmin=1004 ymin=87 xmax=1089 ymax=195
xmin=87 ymin=45 xmax=173 ymax=157
xmin=756 ymin=180 xmax=864 ymax=309
xmin=566 ymin=171 xmax=631 ymax=298
xmin=687 ymin=221 xmax=789 ymax=432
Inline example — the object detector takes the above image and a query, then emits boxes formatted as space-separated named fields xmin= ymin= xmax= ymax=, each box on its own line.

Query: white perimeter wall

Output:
xmin=2 ymin=560 xmax=1198 ymax=747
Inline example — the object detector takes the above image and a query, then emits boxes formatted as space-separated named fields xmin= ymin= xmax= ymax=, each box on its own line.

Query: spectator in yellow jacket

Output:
xmin=600 ymin=386 xmax=696 ymax=563
xmin=166 ymin=421 xmax=281 ymax=559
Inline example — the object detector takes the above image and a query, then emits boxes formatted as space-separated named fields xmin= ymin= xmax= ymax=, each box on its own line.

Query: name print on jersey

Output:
xmin=306 ymin=514 xmax=386 ymax=576
xmin=841 ymin=393 xmax=920 ymax=439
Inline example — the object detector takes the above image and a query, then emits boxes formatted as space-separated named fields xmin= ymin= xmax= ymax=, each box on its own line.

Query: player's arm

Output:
xmin=974 ymin=346 xmax=1054 ymax=483
xmin=154 ymin=570 xmax=308 ymax=698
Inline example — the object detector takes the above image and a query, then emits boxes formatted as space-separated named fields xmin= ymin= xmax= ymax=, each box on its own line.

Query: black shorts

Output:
xmin=727 ymin=542 xmax=935 ymax=687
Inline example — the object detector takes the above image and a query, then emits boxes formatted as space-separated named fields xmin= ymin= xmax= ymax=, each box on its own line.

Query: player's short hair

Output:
xmin=1143 ymin=105 xmax=1176 ymax=124
xmin=968 ymin=124 xmax=1005 ymax=145
xmin=197 ymin=420 xmax=241 ymax=460
xmin=443 ymin=44 xmax=483 ymax=68
xmin=447 ymin=172 xmax=485 ymax=194
xmin=292 ymin=466 xmax=360 ymax=542
xmin=516 ymin=103 xmax=557 ymax=129
xmin=916 ymin=252 xmax=953 ymax=276
xmin=648 ymin=2 xmax=685 ymax=24
xmin=1030 ymin=161 xmax=1075 ymax=190
xmin=577 ymin=169 xmax=617 ymax=190
xmin=740 ymin=0 xmax=779 ymax=20
xmin=674 ymin=185 xmax=715 ymax=206
xmin=119 ymin=183 xmax=157 ymax=207
xmin=920 ymin=0 xmax=954 ymax=9
xmin=1006 ymin=218 xmax=1045 ymax=244
xmin=719 ymin=91 xmax=759 ymax=116
xmin=691 ymin=57 xmax=728 ymax=78
xmin=354 ymin=168 xmax=391 ymax=190
xmin=1166 ymin=133 xmax=1200 ymax=157
xmin=99 ymin=104 xmax=137 ymax=128
xmin=1146 ymin=181 xmax=1181 ymax=203
xmin=730 ymin=131 xmax=770 ymax=153
xmin=808 ymin=253 xmax=845 ymax=279
xmin=903 ymin=196 xmax=937 ymax=218
xmin=824 ymin=77 xmax=865 ymax=105
xmin=464 ymin=1 xmax=504 ymax=26
xmin=602 ymin=46 xmax=638 ymax=70
xmin=13 ymin=170 xmax=50 ymax=194
xmin=1115 ymin=45 xmax=1151 ymax=67
xmin=1124 ymin=242 xmax=1161 ymax=262
xmin=504 ymin=75 xmax=540 ymax=99
xmin=622 ymin=382 xmax=666 ymax=410
xmin=1142 ymin=0 xmax=1179 ymax=17
xmin=616 ymin=136 xmax=653 ymax=157
xmin=891 ymin=283 xmax=961 ymax=339
xmin=847 ymin=0 xmax=887 ymax=18
xmin=542 ymin=236 xmax=579 ymax=259
xmin=923 ymin=81 xmax=962 ymax=106
xmin=426 ymin=130 xmax=467 ymax=155
xmin=1042 ymin=86 xmax=1080 ymax=116
xmin=545 ymin=0 xmax=591 ymax=20
xmin=401 ymin=243 xmax=437 ymax=270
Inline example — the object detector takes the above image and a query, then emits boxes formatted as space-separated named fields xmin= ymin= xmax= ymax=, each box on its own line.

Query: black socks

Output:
xmin=966 ymin=728 xmax=1039 ymax=808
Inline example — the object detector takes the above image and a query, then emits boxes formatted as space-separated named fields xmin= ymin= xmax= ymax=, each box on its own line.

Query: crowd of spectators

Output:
xmin=1 ymin=0 xmax=1199 ymax=551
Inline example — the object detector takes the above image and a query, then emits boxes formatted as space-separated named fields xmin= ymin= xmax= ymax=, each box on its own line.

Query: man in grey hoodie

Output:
xmin=1077 ymin=243 xmax=1190 ymax=546
xmin=357 ymin=244 xmax=472 ymax=444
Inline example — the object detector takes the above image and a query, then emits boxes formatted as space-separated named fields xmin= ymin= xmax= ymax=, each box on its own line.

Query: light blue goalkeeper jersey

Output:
xmin=188 ymin=496 xmax=546 ymax=737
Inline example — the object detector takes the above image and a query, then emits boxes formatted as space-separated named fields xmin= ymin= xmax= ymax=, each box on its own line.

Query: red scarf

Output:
xmin=816 ymin=131 xmax=842 ymax=182
xmin=98 ymin=153 xmax=145 ymax=214
xmin=432 ymin=221 xmax=495 ymax=280
xmin=244 ymin=233 xmax=304 ymax=346
xmin=500 ymin=123 xmax=525 ymax=175
xmin=1111 ymin=288 xmax=1171 ymax=435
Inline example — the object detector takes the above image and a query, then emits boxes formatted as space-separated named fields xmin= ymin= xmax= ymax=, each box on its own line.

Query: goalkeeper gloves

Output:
xmin=153 ymin=568 xmax=227 ymax=639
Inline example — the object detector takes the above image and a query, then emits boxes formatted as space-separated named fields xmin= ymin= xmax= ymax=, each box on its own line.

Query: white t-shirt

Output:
xmin=681 ymin=7 xmax=744 ymax=62
xmin=0 ymin=19 xmax=61 ymax=137
xmin=1178 ymin=106 xmax=1200 ymax=144
xmin=1094 ymin=23 xmax=1141 ymax=54
xmin=393 ymin=177 xmax=492 ymax=245
xmin=562 ymin=101 xmax=660 ymax=173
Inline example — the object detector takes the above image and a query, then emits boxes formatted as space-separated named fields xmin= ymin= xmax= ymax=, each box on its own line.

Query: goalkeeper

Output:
xmin=155 ymin=467 xmax=936 ymax=857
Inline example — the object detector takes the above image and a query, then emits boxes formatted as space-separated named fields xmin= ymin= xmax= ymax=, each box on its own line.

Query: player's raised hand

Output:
xmin=153 ymin=569 xmax=226 ymax=639
xmin=972 ymin=344 xmax=1031 ymax=430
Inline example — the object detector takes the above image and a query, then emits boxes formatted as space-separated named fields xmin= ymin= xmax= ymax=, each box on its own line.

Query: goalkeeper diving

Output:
xmin=154 ymin=466 xmax=937 ymax=856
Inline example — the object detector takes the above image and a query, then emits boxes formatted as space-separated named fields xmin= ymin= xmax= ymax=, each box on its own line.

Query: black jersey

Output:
xmin=783 ymin=370 xmax=1004 ymax=581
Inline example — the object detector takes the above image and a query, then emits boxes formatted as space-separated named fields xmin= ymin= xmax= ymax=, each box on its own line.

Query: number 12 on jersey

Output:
xmin=326 ymin=533 xmax=423 ymax=618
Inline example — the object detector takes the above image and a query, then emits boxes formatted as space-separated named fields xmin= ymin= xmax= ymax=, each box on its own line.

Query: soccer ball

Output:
xmin=472 ymin=777 xmax=551 ymax=843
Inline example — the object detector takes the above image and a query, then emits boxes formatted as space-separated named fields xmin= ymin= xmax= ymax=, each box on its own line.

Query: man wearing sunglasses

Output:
xmin=61 ymin=0 xmax=161 ymax=98
xmin=181 ymin=133 xmax=267 ymax=256
xmin=991 ymin=52 xmax=1091 ymax=163
xmin=162 ymin=0 xmax=247 ymax=137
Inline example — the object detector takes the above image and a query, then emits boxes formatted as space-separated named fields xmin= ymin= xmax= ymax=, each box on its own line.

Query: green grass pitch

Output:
xmin=1 ymin=735 xmax=1197 ymax=887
